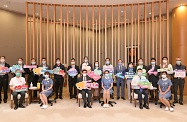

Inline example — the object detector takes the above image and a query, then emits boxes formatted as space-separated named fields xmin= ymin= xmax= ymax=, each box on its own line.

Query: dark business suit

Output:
xmin=53 ymin=64 xmax=65 ymax=98
xmin=12 ymin=64 xmax=29 ymax=78
xmin=38 ymin=64 xmax=51 ymax=82
xmin=80 ymin=62 xmax=93 ymax=72
xmin=67 ymin=65 xmax=80 ymax=98
xmin=133 ymin=65 xmax=147 ymax=73
xmin=173 ymin=64 xmax=186 ymax=103
xmin=0 ymin=63 xmax=10 ymax=102
xmin=114 ymin=65 xmax=126 ymax=98
xmin=77 ymin=75 xmax=92 ymax=105
xmin=147 ymin=65 xmax=160 ymax=87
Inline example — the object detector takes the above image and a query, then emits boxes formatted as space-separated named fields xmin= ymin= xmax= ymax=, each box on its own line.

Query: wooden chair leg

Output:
xmin=10 ymin=100 xmax=13 ymax=109
xmin=134 ymin=99 xmax=136 ymax=107
xmin=26 ymin=98 xmax=28 ymax=106
xmin=78 ymin=98 xmax=80 ymax=107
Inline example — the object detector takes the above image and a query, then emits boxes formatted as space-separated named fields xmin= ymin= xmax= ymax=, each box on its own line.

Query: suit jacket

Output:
xmin=80 ymin=62 xmax=93 ymax=72
xmin=0 ymin=63 xmax=10 ymax=79
xmin=133 ymin=65 xmax=147 ymax=73
xmin=77 ymin=75 xmax=92 ymax=91
xmin=114 ymin=65 xmax=126 ymax=79
xmin=27 ymin=64 xmax=39 ymax=82
xmin=173 ymin=64 xmax=186 ymax=82
xmin=147 ymin=65 xmax=160 ymax=83
xmin=53 ymin=63 xmax=66 ymax=79
xmin=12 ymin=64 xmax=29 ymax=78
xmin=38 ymin=64 xmax=51 ymax=82
xmin=67 ymin=65 xmax=80 ymax=80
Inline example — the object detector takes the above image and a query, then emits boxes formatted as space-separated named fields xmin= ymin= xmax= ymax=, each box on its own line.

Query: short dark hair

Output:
xmin=18 ymin=58 xmax=23 ymax=60
xmin=162 ymin=57 xmax=168 ymax=60
xmin=84 ymin=56 xmax=88 ymax=59
xmin=105 ymin=58 xmax=110 ymax=61
xmin=118 ymin=59 xmax=122 ymax=61
xmin=151 ymin=58 xmax=156 ymax=61
xmin=161 ymin=71 xmax=167 ymax=75
xmin=42 ymin=58 xmax=46 ymax=60
xmin=44 ymin=71 xmax=50 ymax=75
xmin=56 ymin=58 xmax=60 ymax=61
xmin=31 ymin=58 xmax=36 ymax=61
xmin=137 ymin=68 xmax=142 ymax=71
xmin=0 ymin=56 xmax=6 ymax=59
xmin=71 ymin=58 xmax=75 ymax=61
xmin=82 ymin=69 xmax=87 ymax=73
xmin=128 ymin=62 xmax=133 ymax=66
xmin=138 ymin=58 xmax=143 ymax=61
xmin=104 ymin=70 xmax=109 ymax=73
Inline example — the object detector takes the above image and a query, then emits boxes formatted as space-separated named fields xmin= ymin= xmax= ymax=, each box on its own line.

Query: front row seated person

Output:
xmin=131 ymin=68 xmax=150 ymax=109
xmin=77 ymin=69 xmax=92 ymax=108
xmin=102 ymin=70 xmax=114 ymax=108
xmin=158 ymin=71 xmax=174 ymax=112
xmin=9 ymin=69 xmax=26 ymax=110
xmin=40 ymin=71 xmax=53 ymax=109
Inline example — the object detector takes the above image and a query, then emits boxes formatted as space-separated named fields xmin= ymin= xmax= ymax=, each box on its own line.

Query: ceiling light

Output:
xmin=4 ymin=5 xmax=8 ymax=8
xmin=149 ymin=12 xmax=151 ymax=15
xmin=121 ymin=11 xmax=124 ymax=13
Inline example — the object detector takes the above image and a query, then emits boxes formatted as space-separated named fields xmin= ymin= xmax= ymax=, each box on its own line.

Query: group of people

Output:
xmin=0 ymin=55 xmax=186 ymax=112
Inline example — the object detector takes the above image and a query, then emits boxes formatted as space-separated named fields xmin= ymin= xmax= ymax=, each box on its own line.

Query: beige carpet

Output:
xmin=0 ymin=88 xmax=187 ymax=122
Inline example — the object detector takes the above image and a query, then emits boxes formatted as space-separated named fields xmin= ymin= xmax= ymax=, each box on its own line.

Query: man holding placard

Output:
xmin=173 ymin=57 xmax=186 ymax=105
xmin=131 ymin=68 xmax=150 ymax=109
xmin=0 ymin=56 xmax=10 ymax=103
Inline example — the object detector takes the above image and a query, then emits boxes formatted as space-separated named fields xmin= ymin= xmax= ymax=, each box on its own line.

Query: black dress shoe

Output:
xmin=83 ymin=104 xmax=87 ymax=108
xmin=19 ymin=104 xmax=25 ymax=108
xmin=139 ymin=104 xmax=143 ymax=109
xmin=122 ymin=97 xmax=126 ymax=100
xmin=173 ymin=100 xmax=178 ymax=103
xmin=87 ymin=104 xmax=92 ymax=108
xmin=54 ymin=97 xmax=58 ymax=100
xmin=14 ymin=105 xmax=18 ymax=110
xmin=143 ymin=104 xmax=150 ymax=109
xmin=117 ymin=97 xmax=120 ymax=100
xmin=70 ymin=96 xmax=73 ymax=99
xmin=179 ymin=102 xmax=183 ymax=105
xmin=59 ymin=97 xmax=63 ymax=99
xmin=4 ymin=99 xmax=7 ymax=103
xmin=0 ymin=100 xmax=1 ymax=104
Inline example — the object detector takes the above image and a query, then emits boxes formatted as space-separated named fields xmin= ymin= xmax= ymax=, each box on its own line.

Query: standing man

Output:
xmin=38 ymin=58 xmax=51 ymax=82
xmin=67 ymin=58 xmax=80 ymax=99
xmin=53 ymin=58 xmax=65 ymax=100
xmin=80 ymin=56 xmax=92 ymax=72
xmin=114 ymin=59 xmax=126 ymax=100
xmin=0 ymin=56 xmax=10 ymax=103
xmin=147 ymin=58 xmax=160 ymax=99
xmin=14 ymin=58 xmax=29 ymax=78
xmin=134 ymin=58 xmax=147 ymax=77
xmin=173 ymin=57 xmax=186 ymax=105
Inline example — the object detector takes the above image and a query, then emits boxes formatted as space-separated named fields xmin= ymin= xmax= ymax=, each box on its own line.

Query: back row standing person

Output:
xmin=134 ymin=58 xmax=147 ymax=77
xmin=80 ymin=56 xmax=93 ymax=72
xmin=38 ymin=58 xmax=51 ymax=82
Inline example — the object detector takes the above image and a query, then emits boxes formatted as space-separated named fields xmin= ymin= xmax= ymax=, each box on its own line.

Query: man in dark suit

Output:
xmin=67 ymin=58 xmax=80 ymax=99
xmin=38 ymin=58 xmax=51 ymax=82
xmin=77 ymin=69 xmax=92 ymax=108
xmin=114 ymin=59 xmax=126 ymax=100
xmin=53 ymin=58 xmax=65 ymax=100
xmin=173 ymin=57 xmax=186 ymax=105
xmin=80 ymin=56 xmax=93 ymax=72
xmin=133 ymin=58 xmax=147 ymax=76
xmin=147 ymin=58 xmax=160 ymax=99
xmin=13 ymin=58 xmax=29 ymax=78
xmin=0 ymin=56 xmax=10 ymax=103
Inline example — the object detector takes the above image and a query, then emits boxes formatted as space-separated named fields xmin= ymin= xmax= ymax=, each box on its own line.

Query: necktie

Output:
xmin=139 ymin=76 xmax=143 ymax=92
xmin=83 ymin=77 xmax=86 ymax=81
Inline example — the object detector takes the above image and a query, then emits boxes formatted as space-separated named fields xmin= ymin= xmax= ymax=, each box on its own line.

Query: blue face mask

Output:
xmin=95 ymin=64 xmax=99 ymax=67
xmin=105 ymin=74 xmax=109 ymax=77
xmin=118 ymin=63 xmax=122 ymax=65
xmin=106 ymin=61 xmax=110 ymax=65
xmin=15 ymin=73 xmax=21 ymax=77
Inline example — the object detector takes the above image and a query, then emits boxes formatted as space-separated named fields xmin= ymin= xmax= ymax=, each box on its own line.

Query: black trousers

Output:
xmin=81 ymin=89 xmax=92 ymax=104
xmin=173 ymin=79 xmax=185 ymax=102
xmin=68 ymin=78 xmax=77 ymax=97
xmin=12 ymin=91 xmax=25 ymax=105
xmin=0 ymin=76 xmax=8 ymax=101
xmin=134 ymin=89 xmax=148 ymax=105
xmin=54 ymin=78 xmax=64 ymax=98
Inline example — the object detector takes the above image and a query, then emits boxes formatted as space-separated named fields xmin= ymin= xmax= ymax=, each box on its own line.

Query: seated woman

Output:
xmin=158 ymin=71 xmax=174 ymax=112
xmin=40 ymin=71 xmax=53 ymax=109
xmin=9 ymin=69 xmax=26 ymax=110
xmin=102 ymin=70 xmax=113 ymax=108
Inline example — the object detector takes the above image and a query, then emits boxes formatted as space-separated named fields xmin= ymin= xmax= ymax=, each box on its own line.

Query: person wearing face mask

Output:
xmin=9 ymin=69 xmax=26 ymax=110
xmin=38 ymin=58 xmax=51 ymax=83
xmin=160 ymin=57 xmax=173 ymax=77
xmin=114 ymin=59 xmax=126 ymax=100
xmin=157 ymin=71 xmax=174 ymax=112
xmin=53 ymin=58 xmax=65 ymax=100
xmin=172 ymin=57 xmax=186 ymax=105
xmin=102 ymin=70 xmax=113 ymax=108
xmin=103 ymin=58 xmax=114 ymax=74
xmin=147 ymin=58 xmax=160 ymax=99
xmin=134 ymin=58 xmax=147 ymax=76
xmin=131 ymin=68 xmax=149 ymax=109
xmin=125 ymin=62 xmax=135 ymax=100
xmin=67 ymin=58 xmax=80 ymax=99
xmin=80 ymin=56 xmax=93 ymax=72
xmin=27 ymin=58 xmax=39 ymax=98
xmin=0 ymin=56 xmax=10 ymax=103
xmin=77 ymin=69 xmax=92 ymax=108
xmin=40 ymin=72 xmax=53 ymax=109
xmin=14 ymin=58 xmax=29 ymax=78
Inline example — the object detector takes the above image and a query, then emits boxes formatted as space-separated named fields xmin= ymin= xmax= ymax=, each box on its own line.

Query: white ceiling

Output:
xmin=0 ymin=0 xmax=187 ymax=22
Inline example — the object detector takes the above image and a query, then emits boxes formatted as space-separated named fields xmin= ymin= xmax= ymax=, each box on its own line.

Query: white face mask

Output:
xmin=71 ymin=62 xmax=75 ymax=65
xmin=42 ymin=61 xmax=46 ymax=64
xmin=162 ymin=75 xmax=167 ymax=79
xmin=151 ymin=62 xmax=155 ymax=65
xmin=176 ymin=61 xmax=181 ymax=65
xmin=18 ymin=61 xmax=22 ymax=64
xmin=163 ymin=60 xmax=167 ymax=64
xmin=84 ymin=59 xmax=88 ymax=63
xmin=0 ymin=59 xmax=5 ymax=63
xmin=31 ymin=62 xmax=36 ymax=65
xmin=138 ymin=72 xmax=142 ymax=76
xmin=56 ymin=61 xmax=60 ymax=64
xmin=44 ymin=75 xmax=49 ymax=79
xmin=139 ymin=62 xmax=143 ymax=65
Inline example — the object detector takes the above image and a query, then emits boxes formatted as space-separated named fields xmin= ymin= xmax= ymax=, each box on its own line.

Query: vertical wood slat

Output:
xmin=112 ymin=5 xmax=114 ymax=64
xmin=39 ymin=3 xmax=42 ymax=64
xmin=92 ymin=6 xmax=95 ymax=63
xmin=151 ymin=2 xmax=155 ymax=58
xmin=105 ymin=6 xmax=107 ymax=58
xmin=118 ymin=5 xmax=120 ymax=59
xmin=63 ymin=19 xmax=66 ymax=64
xmin=166 ymin=0 xmax=169 ymax=59
xmin=137 ymin=4 xmax=140 ymax=60
xmin=46 ymin=4 xmax=49 ymax=63
xmin=66 ymin=6 xmax=69 ymax=64
xmin=144 ymin=3 xmax=147 ymax=64
xmin=155 ymin=17 xmax=158 ymax=62
xmin=26 ymin=2 xmax=28 ymax=64
xmin=131 ymin=4 xmax=134 ymax=63
xmin=73 ymin=5 xmax=75 ymax=58
xmin=54 ymin=5 xmax=56 ymax=63
xmin=79 ymin=6 xmax=82 ymax=64
xmin=86 ymin=6 xmax=88 ymax=56
xmin=124 ymin=5 xmax=127 ymax=66
xmin=98 ymin=6 xmax=101 ymax=64
xmin=60 ymin=5 xmax=63 ymax=63
xmin=159 ymin=1 xmax=162 ymax=62
xmin=32 ymin=3 xmax=36 ymax=58
xmin=50 ymin=19 xmax=53 ymax=68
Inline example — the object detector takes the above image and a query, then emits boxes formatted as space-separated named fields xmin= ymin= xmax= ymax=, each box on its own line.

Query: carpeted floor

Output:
xmin=0 ymin=87 xmax=187 ymax=122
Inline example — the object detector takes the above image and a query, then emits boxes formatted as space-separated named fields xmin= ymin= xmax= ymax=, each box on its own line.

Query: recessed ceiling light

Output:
xmin=149 ymin=12 xmax=152 ymax=15
xmin=4 ymin=5 xmax=8 ymax=8
xmin=121 ymin=11 xmax=124 ymax=13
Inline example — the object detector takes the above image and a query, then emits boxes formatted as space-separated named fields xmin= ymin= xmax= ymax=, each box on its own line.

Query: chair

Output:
xmin=159 ymin=95 xmax=175 ymax=108
xmin=10 ymin=90 xmax=29 ymax=109
xmin=76 ymin=89 xmax=93 ymax=107
xmin=130 ymin=83 xmax=149 ymax=107
xmin=40 ymin=92 xmax=56 ymax=107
